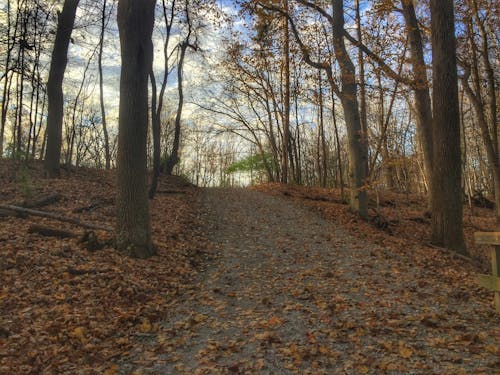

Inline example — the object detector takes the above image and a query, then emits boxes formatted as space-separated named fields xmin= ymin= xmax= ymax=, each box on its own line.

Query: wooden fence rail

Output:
xmin=474 ymin=232 xmax=500 ymax=313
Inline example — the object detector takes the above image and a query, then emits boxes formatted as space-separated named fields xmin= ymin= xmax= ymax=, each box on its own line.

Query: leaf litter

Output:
xmin=0 ymin=160 xmax=211 ymax=373
xmin=1 ymin=162 xmax=499 ymax=374
xmin=121 ymin=186 xmax=498 ymax=374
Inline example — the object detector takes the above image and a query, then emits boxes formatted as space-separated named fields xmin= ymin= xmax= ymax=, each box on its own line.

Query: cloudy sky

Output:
xmin=61 ymin=0 xmax=239 ymax=132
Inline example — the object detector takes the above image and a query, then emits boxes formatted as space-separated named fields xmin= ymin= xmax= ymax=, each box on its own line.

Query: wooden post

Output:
xmin=474 ymin=232 xmax=500 ymax=313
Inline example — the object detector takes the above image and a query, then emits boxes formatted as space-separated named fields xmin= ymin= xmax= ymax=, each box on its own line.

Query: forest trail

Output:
xmin=123 ymin=188 xmax=499 ymax=374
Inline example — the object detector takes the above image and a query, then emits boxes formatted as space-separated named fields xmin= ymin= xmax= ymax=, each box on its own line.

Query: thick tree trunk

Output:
xmin=44 ymin=0 xmax=79 ymax=177
xmin=430 ymin=0 xmax=466 ymax=254
xmin=116 ymin=0 xmax=156 ymax=258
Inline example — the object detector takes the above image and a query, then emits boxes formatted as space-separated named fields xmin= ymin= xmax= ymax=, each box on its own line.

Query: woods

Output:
xmin=1 ymin=1 xmax=500 ymax=372
xmin=0 ymin=0 xmax=498 ymax=254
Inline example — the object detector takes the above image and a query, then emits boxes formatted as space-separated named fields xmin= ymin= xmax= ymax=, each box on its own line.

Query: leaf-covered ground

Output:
xmin=1 ymin=162 xmax=499 ymax=374
xmin=122 ymin=187 xmax=499 ymax=374
xmin=0 ymin=160 xmax=211 ymax=373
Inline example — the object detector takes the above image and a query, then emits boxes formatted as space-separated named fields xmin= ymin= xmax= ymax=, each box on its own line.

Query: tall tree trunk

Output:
xmin=355 ymin=0 xmax=368 ymax=175
xmin=44 ymin=0 xmax=79 ymax=177
xmin=0 ymin=0 xmax=14 ymax=157
xmin=331 ymin=90 xmax=345 ymax=199
xmin=148 ymin=71 xmax=161 ymax=197
xmin=317 ymin=69 xmax=327 ymax=187
xmin=401 ymin=0 xmax=434 ymax=206
xmin=280 ymin=0 xmax=291 ymax=184
xmin=67 ymin=53 xmax=93 ymax=166
xmin=149 ymin=0 xmax=175 ymax=197
xmin=98 ymin=0 xmax=111 ymax=170
xmin=116 ymin=0 xmax=156 ymax=258
xmin=331 ymin=0 xmax=367 ymax=218
xmin=32 ymin=89 xmax=46 ymax=159
xmin=293 ymin=82 xmax=302 ymax=184
xmin=164 ymin=42 xmax=188 ymax=175
xmin=430 ymin=0 xmax=466 ymax=254
xmin=15 ymin=11 xmax=28 ymax=159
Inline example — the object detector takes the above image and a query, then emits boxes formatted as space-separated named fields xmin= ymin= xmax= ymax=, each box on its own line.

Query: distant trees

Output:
xmin=1 ymin=0 xmax=53 ymax=159
xmin=256 ymin=0 xmax=370 ymax=217
xmin=1 ymin=0 xmax=499 ymax=256
xmin=148 ymin=0 xmax=209 ymax=198
xmin=458 ymin=0 xmax=500 ymax=221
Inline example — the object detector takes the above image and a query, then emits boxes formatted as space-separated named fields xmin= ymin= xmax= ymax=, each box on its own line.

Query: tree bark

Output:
xmin=355 ymin=0 xmax=368 ymax=175
xmin=44 ymin=0 xmax=79 ymax=177
xmin=430 ymin=0 xmax=466 ymax=254
xmin=280 ymin=0 xmax=291 ymax=184
xmin=331 ymin=0 xmax=368 ymax=218
xmin=116 ymin=0 xmax=156 ymax=258
xmin=401 ymin=0 xmax=433 ymax=204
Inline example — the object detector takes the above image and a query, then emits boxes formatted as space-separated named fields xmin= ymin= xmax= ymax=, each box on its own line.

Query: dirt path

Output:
xmin=122 ymin=188 xmax=499 ymax=374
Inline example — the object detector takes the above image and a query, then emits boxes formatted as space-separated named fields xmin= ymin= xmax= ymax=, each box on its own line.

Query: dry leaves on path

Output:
xmin=121 ymin=188 xmax=499 ymax=374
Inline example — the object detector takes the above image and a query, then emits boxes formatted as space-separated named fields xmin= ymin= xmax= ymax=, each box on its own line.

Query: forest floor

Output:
xmin=1 ymin=161 xmax=499 ymax=374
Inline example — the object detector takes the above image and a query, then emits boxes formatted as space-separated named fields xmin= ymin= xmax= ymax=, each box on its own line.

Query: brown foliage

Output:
xmin=0 ymin=160 xmax=211 ymax=373
xmin=252 ymin=182 xmax=496 ymax=269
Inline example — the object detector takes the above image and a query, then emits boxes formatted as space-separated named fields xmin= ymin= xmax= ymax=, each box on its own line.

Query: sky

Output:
xmin=58 ymin=0 xmax=240 ymax=134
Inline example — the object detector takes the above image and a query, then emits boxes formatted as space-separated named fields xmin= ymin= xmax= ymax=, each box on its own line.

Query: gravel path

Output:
xmin=122 ymin=188 xmax=499 ymax=374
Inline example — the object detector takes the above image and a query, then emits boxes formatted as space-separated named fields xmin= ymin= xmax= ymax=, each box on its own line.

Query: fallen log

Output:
xmin=0 ymin=194 xmax=63 ymax=218
xmin=0 ymin=204 xmax=112 ymax=232
xmin=28 ymin=224 xmax=76 ymax=238
xmin=23 ymin=193 xmax=62 ymax=209
xmin=0 ymin=208 xmax=25 ymax=218
xmin=157 ymin=189 xmax=189 ymax=194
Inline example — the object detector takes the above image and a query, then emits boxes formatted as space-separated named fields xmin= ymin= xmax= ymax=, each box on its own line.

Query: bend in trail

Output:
xmin=123 ymin=188 xmax=499 ymax=374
